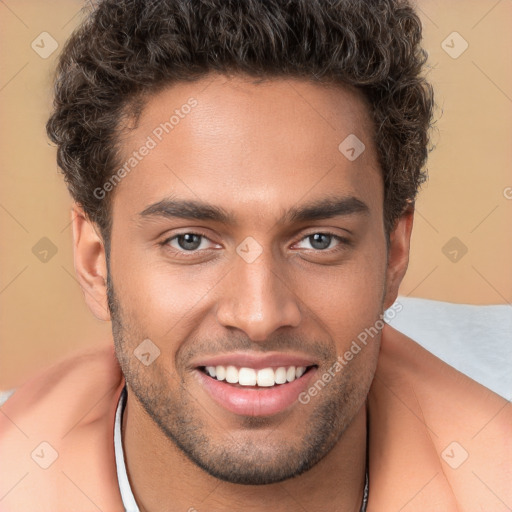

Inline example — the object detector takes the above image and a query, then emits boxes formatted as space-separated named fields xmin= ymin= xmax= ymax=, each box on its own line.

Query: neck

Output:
xmin=122 ymin=390 xmax=368 ymax=512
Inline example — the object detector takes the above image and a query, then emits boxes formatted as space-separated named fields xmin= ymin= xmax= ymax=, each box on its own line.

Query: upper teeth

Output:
xmin=204 ymin=365 xmax=307 ymax=387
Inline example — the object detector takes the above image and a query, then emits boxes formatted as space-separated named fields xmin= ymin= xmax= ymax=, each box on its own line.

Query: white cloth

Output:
xmin=386 ymin=296 xmax=512 ymax=399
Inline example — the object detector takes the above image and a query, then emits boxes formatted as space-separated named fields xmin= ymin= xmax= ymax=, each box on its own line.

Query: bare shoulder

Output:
xmin=378 ymin=323 xmax=510 ymax=415
xmin=373 ymin=324 xmax=511 ymax=508
xmin=0 ymin=342 xmax=121 ymax=426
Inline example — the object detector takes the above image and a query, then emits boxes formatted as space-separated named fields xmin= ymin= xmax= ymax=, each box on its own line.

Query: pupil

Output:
xmin=178 ymin=233 xmax=201 ymax=250
xmin=310 ymin=233 xmax=330 ymax=250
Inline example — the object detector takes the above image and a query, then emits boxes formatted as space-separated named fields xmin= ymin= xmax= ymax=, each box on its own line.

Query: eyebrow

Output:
xmin=138 ymin=195 xmax=370 ymax=225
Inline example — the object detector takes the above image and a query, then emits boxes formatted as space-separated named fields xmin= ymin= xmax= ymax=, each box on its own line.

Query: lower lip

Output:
xmin=195 ymin=367 xmax=317 ymax=417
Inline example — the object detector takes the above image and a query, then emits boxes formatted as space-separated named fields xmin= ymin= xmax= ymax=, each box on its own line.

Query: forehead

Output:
xmin=113 ymin=73 xmax=383 ymax=224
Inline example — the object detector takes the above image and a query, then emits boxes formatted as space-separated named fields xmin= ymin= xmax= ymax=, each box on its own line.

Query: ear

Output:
xmin=382 ymin=202 xmax=414 ymax=311
xmin=70 ymin=204 xmax=111 ymax=321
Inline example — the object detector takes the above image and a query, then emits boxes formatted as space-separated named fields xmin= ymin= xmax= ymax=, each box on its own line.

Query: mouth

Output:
xmin=194 ymin=363 xmax=319 ymax=417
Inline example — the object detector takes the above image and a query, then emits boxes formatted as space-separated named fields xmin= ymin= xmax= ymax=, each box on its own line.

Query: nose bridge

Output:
xmin=216 ymin=246 xmax=301 ymax=341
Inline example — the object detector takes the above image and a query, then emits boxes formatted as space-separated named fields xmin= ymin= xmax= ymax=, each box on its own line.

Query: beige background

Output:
xmin=1 ymin=0 xmax=511 ymax=388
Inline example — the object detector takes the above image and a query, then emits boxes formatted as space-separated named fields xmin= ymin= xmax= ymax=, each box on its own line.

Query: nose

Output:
xmin=215 ymin=249 xmax=302 ymax=342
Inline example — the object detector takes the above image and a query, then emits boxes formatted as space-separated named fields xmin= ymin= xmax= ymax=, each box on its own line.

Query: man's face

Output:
xmin=104 ymin=74 xmax=391 ymax=484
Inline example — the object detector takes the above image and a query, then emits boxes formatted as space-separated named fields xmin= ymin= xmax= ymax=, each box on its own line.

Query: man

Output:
xmin=0 ymin=0 xmax=510 ymax=510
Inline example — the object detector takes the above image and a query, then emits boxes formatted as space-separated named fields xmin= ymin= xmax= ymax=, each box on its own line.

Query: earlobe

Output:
xmin=70 ymin=204 xmax=111 ymax=321
xmin=382 ymin=203 xmax=415 ymax=311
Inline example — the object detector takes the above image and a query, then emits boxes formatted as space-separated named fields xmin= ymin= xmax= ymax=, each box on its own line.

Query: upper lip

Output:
xmin=191 ymin=352 xmax=318 ymax=370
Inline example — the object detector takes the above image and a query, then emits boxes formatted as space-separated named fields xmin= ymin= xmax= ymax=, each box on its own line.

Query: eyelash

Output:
xmin=160 ymin=231 xmax=351 ymax=258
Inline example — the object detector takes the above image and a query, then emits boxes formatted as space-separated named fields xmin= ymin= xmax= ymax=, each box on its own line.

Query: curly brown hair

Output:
xmin=46 ymin=0 xmax=435 ymax=246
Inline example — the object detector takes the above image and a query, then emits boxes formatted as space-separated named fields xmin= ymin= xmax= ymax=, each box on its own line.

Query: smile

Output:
xmin=195 ymin=364 xmax=318 ymax=416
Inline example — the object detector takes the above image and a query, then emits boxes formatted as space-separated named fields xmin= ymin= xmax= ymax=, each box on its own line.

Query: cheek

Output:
xmin=111 ymin=245 xmax=220 ymax=341
xmin=294 ymin=243 xmax=386 ymax=320
xmin=110 ymin=216 xmax=387 ymax=346
xmin=293 ymin=238 xmax=387 ymax=359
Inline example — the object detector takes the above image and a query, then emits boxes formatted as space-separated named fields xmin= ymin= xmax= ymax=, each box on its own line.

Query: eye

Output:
xmin=294 ymin=232 xmax=349 ymax=251
xmin=160 ymin=231 xmax=351 ymax=260
xmin=164 ymin=232 xmax=217 ymax=252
